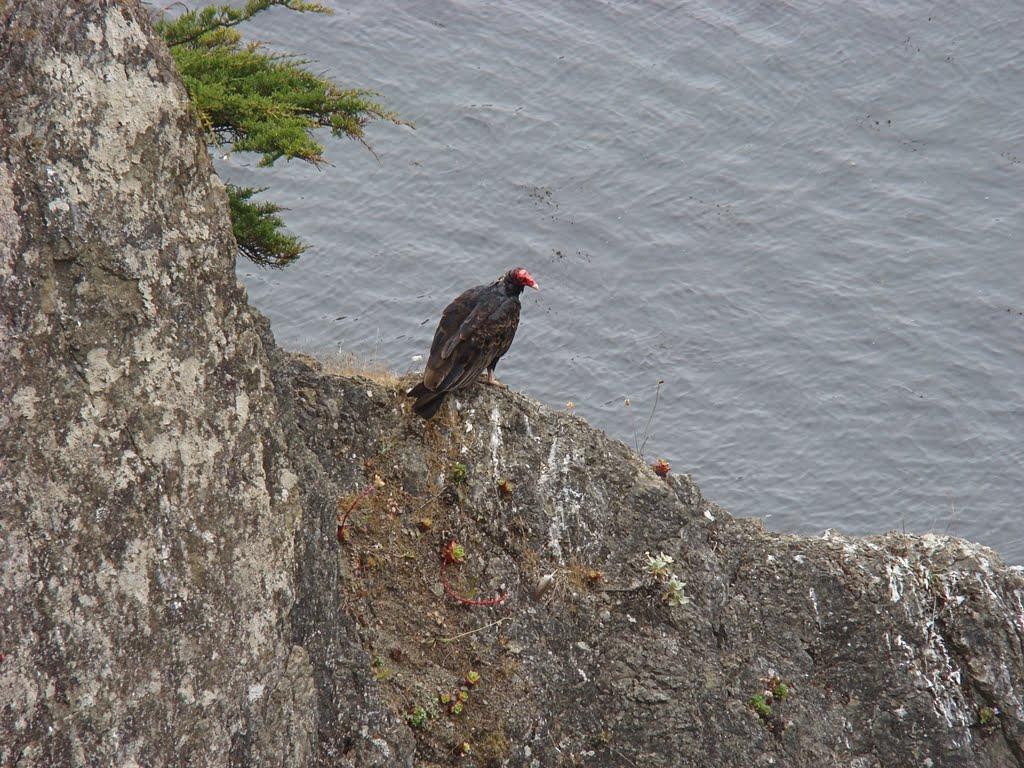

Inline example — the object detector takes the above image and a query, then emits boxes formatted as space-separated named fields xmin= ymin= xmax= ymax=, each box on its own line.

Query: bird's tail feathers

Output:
xmin=406 ymin=381 xmax=429 ymax=398
xmin=412 ymin=390 xmax=448 ymax=419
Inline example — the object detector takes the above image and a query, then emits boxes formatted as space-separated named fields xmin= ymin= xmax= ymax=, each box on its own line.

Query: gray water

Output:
xmin=227 ymin=1 xmax=1024 ymax=563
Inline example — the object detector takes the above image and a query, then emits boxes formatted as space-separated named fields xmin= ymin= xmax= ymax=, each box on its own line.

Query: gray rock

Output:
xmin=2 ymin=3 xmax=1023 ymax=767
xmin=278 ymin=357 xmax=1024 ymax=767
xmin=0 ymin=3 xmax=407 ymax=766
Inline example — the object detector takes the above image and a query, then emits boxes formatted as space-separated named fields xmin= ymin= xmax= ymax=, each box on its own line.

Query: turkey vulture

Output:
xmin=407 ymin=267 xmax=539 ymax=419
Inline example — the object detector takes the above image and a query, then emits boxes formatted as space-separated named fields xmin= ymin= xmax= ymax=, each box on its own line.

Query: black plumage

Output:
xmin=407 ymin=267 xmax=538 ymax=419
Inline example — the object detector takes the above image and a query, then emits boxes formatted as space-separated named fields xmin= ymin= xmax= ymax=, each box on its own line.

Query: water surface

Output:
xmin=227 ymin=0 xmax=1024 ymax=563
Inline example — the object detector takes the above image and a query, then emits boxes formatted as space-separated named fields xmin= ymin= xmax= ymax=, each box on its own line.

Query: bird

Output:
xmin=407 ymin=267 xmax=539 ymax=419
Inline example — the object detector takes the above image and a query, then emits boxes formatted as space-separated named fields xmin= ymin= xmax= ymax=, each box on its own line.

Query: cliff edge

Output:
xmin=2 ymin=3 xmax=1022 ymax=767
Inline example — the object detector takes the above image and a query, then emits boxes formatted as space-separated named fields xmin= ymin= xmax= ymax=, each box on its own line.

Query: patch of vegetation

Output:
xmin=748 ymin=693 xmax=772 ymax=720
xmin=153 ymin=0 xmax=400 ymax=267
xmin=319 ymin=351 xmax=399 ymax=387
xmin=406 ymin=705 xmax=428 ymax=729
xmin=664 ymin=574 xmax=690 ymax=607
xmin=643 ymin=551 xmax=690 ymax=607
xmin=978 ymin=705 xmax=1000 ymax=734
xmin=749 ymin=677 xmax=792 ymax=736
xmin=324 ymin=445 xmax=521 ymax=766
xmin=226 ymin=185 xmax=302 ymax=267
xmin=644 ymin=551 xmax=674 ymax=579
xmin=450 ymin=462 xmax=468 ymax=485
xmin=440 ymin=539 xmax=508 ymax=607
xmin=371 ymin=654 xmax=392 ymax=682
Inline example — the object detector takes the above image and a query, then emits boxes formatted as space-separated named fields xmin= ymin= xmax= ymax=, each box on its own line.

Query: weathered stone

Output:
xmin=276 ymin=355 xmax=1024 ymax=768
xmin=0 ymin=3 xmax=407 ymax=766
xmin=2 ymin=3 xmax=1023 ymax=768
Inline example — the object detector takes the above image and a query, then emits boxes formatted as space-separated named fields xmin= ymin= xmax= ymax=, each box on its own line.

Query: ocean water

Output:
xmin=227 ymin=0 xmax=1024 ymax=563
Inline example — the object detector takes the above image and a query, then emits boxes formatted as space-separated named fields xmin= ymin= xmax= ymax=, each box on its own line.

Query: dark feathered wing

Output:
xmin=409 ymin=283 xmax=521 ymax=418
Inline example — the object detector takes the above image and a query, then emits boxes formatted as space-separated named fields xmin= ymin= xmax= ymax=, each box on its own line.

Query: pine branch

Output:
xmin=153 ymin=1 xmax=406 ymax=268
xmin=156 ymin=0 xmax=330 ymax=48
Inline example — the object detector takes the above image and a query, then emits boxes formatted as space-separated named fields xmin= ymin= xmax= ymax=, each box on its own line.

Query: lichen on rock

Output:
xmin=2 ymin=3 xmax=1023 ymax=768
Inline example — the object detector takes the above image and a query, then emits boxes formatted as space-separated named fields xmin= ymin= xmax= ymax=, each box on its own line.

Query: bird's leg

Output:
xmin=483 ymin=368 xmax=507 ymax=388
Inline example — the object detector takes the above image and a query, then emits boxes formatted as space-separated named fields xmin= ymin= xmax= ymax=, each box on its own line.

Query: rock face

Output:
xmin=0 ymin=2 xmax=404 ymax=765
xmin=278 ymin=356 xmax=1024 ymax=768
xmin=1 ymin=3 xmax=1023 ymax=768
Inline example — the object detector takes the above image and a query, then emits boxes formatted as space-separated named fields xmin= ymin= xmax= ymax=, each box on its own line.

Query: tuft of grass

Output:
xmin=319 ymin=352 xmax=399 ymax=387
xmin=626 ymin=379 xmax=665 ymax=458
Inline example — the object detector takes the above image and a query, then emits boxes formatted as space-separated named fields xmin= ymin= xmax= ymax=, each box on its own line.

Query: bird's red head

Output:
xmin=509 ymin=267 xmax=539 ymax=291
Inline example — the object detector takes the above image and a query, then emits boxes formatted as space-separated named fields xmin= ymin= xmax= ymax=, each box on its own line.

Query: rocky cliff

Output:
xmin=2 ymin=3 xmax=1023 ymax=767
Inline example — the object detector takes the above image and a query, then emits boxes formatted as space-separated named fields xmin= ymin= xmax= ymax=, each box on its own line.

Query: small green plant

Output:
xmin=370 ymin=654 xmax=391 ymax=682
xmin=664 ymin=574 xmax=690 ymax=607
xmin=749 ymin=693 xmax=772 ymax=720
xmin=439 ymin=692 xmax=452 ymax=705
xmin=446 ymin=542 xmax=466 ymax=564
xmin=450 ymin=462 xmax=468 ymax=484
xmin=406 ymin=706 xmax=428 ymax=729
xmin=978 ymin=706 xmax=1000 ymax=734
xmin=457 ymin=688 xmax=470 ymax=703
xmin=450 ymin=700 xmax=464 ymax=716
xmin=644 ymin=551 xmax=674 ymax=579
xmin=644 ymin=551 xmax=691 ymax=609
xmin=748 ymin=678 xmax=791 ymax=731
xmin=465 ymin=670 xmax=481 ymax=687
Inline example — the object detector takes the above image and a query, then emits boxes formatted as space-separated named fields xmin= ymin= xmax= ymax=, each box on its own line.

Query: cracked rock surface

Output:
xmin=0 ymin=2 xmax=405 ymax=766
xmin=2 ymin=2 xmax=1022 ymax=767
xmin=275 ymin=355 xmax=1024 ymax=768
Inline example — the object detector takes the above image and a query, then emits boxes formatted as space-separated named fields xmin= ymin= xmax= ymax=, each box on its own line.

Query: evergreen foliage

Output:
xmin=154 ymin=0 xmax=398 ymax=267
xmin=226 ymin=185 xmax=303 ymax=267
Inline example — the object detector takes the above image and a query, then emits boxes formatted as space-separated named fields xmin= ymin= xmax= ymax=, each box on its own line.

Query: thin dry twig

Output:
xmin=409 ymin=486 xmax=449 ymax=517
xmin=943 ymin=492 xmax=958 ymax=535
xmin=440 ymin=617 xmax=510 ymax=644
xmin=638 ymin=379 xmax=665 ymax=458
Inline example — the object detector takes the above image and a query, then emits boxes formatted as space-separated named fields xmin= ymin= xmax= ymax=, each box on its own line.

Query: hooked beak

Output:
xmin=530 ymin=281 xmax=540 ymax=291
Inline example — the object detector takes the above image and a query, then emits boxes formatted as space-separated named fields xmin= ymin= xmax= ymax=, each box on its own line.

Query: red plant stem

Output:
xmin=336 ymin=485 xmax=375 ymax=544
xmin=439 ymin=558 xmax=509 ymax=607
